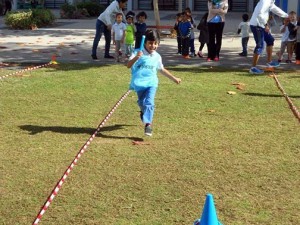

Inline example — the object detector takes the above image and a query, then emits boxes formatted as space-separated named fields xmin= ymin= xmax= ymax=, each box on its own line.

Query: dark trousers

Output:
xmin=296 ymin=42 xmax=300 ymax=60
xmin=241 ymin=37 xmax=249 ymax=54
xmin=207 ymin=22 xmax=225 ymax=59
xmin=199 ymin=43 xmax=206 ymax=51
xmin=177 ymin=36 xmax=182 ymax=54
xmin=181 ymin=37 xmax=190 ymax=56
xmin=92 ymin=19 xmax=111 ymax=57
xmin=189 ymin=38 xmax=195 ymax=54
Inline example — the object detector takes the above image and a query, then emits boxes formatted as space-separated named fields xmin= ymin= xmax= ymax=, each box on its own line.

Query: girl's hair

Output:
xmin=145 ymin=29 xmax=160 ymax=44
xmin=117 ymin=0 xmax=128 ymax=3
xmin=136 ymin=11 xmax=148 ymax=20
xmin=116 ymin=12 xmax=123 ymax=18
xmin=202 ymin=12 xmax=208 ymax=20
xmin=242 ymin=13 xmax=249 ymax=22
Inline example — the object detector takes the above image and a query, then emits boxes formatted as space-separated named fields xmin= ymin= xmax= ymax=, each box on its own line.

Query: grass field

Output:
xmin=0 ymin=63 xmax=299 ymax=225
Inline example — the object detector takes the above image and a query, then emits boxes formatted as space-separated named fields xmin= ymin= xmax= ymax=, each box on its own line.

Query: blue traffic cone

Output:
xmin=193 ymin=193 xmax=223 ymax=225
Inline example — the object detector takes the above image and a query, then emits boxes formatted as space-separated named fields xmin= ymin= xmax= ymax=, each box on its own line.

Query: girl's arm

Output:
xmin=127 ymin=51 xmax=142 ymax=68
xmin=160 ymin=68 xmax=181 ymax=84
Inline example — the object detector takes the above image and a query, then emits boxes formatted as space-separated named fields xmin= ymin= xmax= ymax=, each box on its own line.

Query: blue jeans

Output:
xmin=250 ymin=25 xmax=274 ymax=55
xmin=136 ymin=87 xmax=157 ymax=124
xmin=241 ymin=37 xmax=249 ymax=54
xmin=92 ymin=19 xmax=111 ymax=57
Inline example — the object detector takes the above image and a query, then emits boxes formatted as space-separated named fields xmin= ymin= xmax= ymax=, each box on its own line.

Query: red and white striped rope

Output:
xmin=32 ymin=89 xmax=132 ymax=225
xmin=0 ymin=62 xmax=53 ymax=80
xmin=272 ymin=72 xmax=300 ymax=123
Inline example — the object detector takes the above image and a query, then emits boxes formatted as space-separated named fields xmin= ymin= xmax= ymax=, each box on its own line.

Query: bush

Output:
xmin=32 ymin=9 xmax=56 ymax=27
xmin=76 ymin=2 xmax=104 ymax=17
xmin=60 ymin=2 xmax=76 ymax=19
xmin=5 ymin=11 xmax=34 ymax=29
xmin=4 ymin=9 xmax=55 ymax=29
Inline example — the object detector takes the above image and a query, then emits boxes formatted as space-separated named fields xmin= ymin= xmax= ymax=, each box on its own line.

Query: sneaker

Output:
xmin=249 ymin=67 xmax=264 ymax=75
xmin=144 ymin=125 xmax=152 ymax=136
xmin=206 ymin=58 xmax=211 ymax=62
xmin=91 ymin=54 xmax=98 ymax=60
xmin=197 ymin=51 xmax=204 ymax=58
xmin=285 ymin=59 xmax=292 ymax=63
xmin=104 ymin=55 xmax=114 ymax=59
xmin=239 ymin=52 xmax=247 ymax=56
xmin=296 ymin=60 xmax=300 ymax=65
xmin=214 ymin=57 xmax=219 ymax=61
xmin=183 ymin=55 xmax=190 ymax=59
xmin=266 ymin=61 xmax=280 ymax=67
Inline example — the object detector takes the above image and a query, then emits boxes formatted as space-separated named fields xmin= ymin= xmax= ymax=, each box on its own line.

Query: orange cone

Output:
xmin=50 ymin=55 xmax=58 ymax=64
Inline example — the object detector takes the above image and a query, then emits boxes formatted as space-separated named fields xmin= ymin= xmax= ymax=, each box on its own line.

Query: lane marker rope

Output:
xmin=32 ymin=89 xmax=132 ymax=225
xmin=0 ymin=56 xmax=57 ymax=80
xmin=0 ymin=62 xmax=55 ymax=80
xmin=271 ymin=72 xmax=300 ymax=123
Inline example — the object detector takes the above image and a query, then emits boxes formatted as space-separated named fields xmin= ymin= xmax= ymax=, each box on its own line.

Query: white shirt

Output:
xmin=280 ymin=24 xmax=289 ymax=42
xmin=98 ymin=1 xmax=125 ymax=27
xmin=250 ymin=0 xmax=288 ymax=28
xmin=112 ymin=22 xmax=126 ymax=41
xmin=238 ymin=21 xmax=250 ymax=38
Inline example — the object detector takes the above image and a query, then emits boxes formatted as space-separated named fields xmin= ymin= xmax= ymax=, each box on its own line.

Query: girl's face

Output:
xmin=289 ymin=13 xmax=297 ymax=22
xmin=138 ymin=16 xmax=146 ymax=23
xmin=145 ymin=41 xmax=158 ymax=53
xmin=126 ymin=17 xmax=133 ymax=24
xmin=116 ymin=15 xmax=123 ymax=23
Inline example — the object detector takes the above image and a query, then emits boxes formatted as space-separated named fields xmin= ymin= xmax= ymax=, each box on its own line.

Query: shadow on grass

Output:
xmin=19 ymin=124 xmax=144 ymax=141
xmin=244 ymin=93 xmax=300 ymax=98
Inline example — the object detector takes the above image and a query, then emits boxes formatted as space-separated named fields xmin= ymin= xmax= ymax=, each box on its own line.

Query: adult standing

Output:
xmin=91 ymin=0 xmax=128 ymax=60
xmin=249 ymin=0 xmax=288 ymax=74
xmin=206 ymin=0 xmax=228 ymax=62
xmin=3 ymin=0 xmax=13 ymax=15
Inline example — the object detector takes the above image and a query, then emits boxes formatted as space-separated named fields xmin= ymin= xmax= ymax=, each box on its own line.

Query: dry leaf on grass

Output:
xmin=132 ymin=141 xmax=150 ymax=145
xmin=206 ymin=109 xmax=216 ymax=112
xmin=227 ymin=91 xmax=237 ymax=95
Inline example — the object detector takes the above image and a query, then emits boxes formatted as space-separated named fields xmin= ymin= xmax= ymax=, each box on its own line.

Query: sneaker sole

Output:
xmin=145 ymin=132 xmax=152 ymax=136
xmin=249 ymin=70 xmax=264 ymax=75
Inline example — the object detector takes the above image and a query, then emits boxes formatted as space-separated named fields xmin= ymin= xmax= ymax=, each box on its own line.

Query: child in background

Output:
xmin=174 ymin=12 xmax=183 ymax=55
xmin=237 ymin=13 xmax=250 ymax=56
xmin=127 ymin=30 xmax=181 ymax=136
xmin=197 ymin=12 xmax=209 ymax=58
xmin=179 ymin=12 xmax=192 ymax=59
xmin=185 ymin=7 xmax=196 ymax=57
xmin=286 ymin=11 xmax=297 ymax=63
xmin=295 ymin=18 xmax=300 ymax=65
xmin=112 ymin=13 xmax=126 ymax=62
xmin=125 ymin=11 xmax=136 ymax=58
xmin=277 ymin=17 xmax=290 ymax=62
xmin=135 ymin=11 xmax=147 ymax=49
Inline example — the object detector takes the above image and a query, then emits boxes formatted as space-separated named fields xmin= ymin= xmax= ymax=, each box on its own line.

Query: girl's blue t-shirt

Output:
xmin=129 ymin=48 xmax=164 ymax=92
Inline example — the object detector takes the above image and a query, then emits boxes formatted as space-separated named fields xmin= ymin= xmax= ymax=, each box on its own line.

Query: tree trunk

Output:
xmin=153 ymin=0 xmax=160 ymax=33
xmin=178 ymin=0 xmax=182 ymax=12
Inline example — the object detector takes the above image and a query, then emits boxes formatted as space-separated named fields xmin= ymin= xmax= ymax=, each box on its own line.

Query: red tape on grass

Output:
xmin=32 ymin=90 xmax=132 ymax=225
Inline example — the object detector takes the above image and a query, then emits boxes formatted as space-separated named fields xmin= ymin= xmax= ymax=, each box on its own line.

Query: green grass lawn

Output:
xmin=0 ymin=64 xmax=299 ymax=225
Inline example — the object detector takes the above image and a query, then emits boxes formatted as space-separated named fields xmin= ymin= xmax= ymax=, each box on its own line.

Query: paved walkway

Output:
xmin=0 ymin=10 xmax=297 ymax=71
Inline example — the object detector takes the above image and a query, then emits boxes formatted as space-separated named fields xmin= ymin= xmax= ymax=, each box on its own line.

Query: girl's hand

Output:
xmin=175 ymin=77 xmax=181 ymax=84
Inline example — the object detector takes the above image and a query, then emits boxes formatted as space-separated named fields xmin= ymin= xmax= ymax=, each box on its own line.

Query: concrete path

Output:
xmin=0 ymin=10 xmax=298 ymax=71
